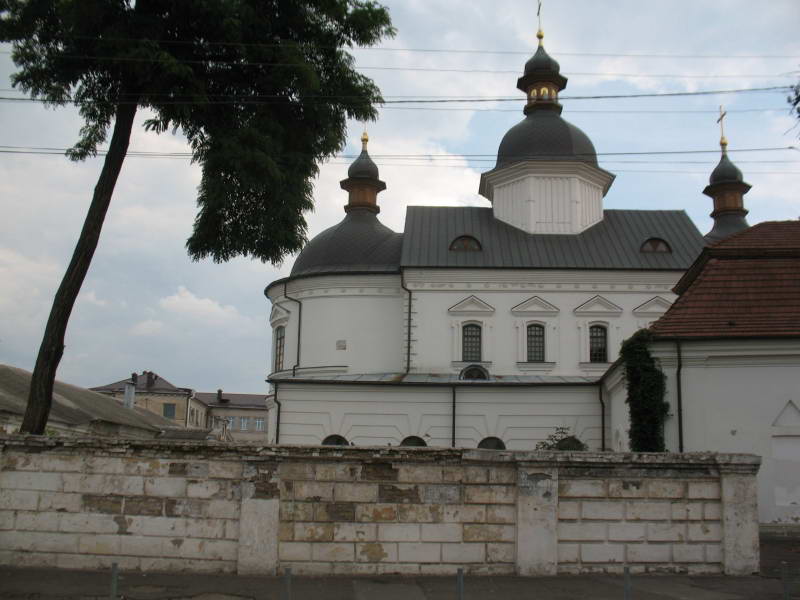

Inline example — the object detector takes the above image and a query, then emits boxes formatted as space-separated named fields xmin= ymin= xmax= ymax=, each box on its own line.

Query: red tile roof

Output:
xmin=651 ymin=221 xmax=800 ymax=339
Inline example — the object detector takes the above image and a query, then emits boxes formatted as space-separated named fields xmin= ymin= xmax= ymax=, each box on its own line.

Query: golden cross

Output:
xmin=536 ymin=0 xmax=544 ymax=44
xmin=717 ymin=105 xmax=728 ymax=150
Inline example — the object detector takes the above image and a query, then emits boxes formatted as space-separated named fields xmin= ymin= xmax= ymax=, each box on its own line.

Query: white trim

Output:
xmin=510 ymin=295 xmax=560 ymax=316
xmin=574 ymin=295 xmax=624 ymax=317
xmin=447 ymin=295 xmax=496 ymax=316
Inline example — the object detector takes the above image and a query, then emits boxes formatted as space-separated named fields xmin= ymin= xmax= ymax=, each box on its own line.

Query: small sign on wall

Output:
xmin=336 ymin=340 xmax=347 ymax=350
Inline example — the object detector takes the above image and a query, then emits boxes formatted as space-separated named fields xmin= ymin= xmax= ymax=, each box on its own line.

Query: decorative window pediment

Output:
xmin=448 ymin=295 xmax=495 ymax=316
xmin=573 ymin=295 xmax=623 ymax=317
xmin=511 ymin=295 xmax=559 ymax=316
xmin=773 ymin=400 xmax=800 ymax=427
xmin=633 ymin=296 xmax=673 ymax=317
xmin=269 ymin=304 xmax=290 ymax=326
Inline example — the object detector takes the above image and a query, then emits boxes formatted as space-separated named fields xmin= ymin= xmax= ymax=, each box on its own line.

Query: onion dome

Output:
xmin=290 ymin=131 xmax=401 ymax=277
xmin=494 ymin=30 xmax=597 ymax=168
xmin=703 ymin=134 xmax=751 ymax=244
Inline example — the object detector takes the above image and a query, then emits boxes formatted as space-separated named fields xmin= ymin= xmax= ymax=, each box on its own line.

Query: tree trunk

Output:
xmin=21 ymin=100 xmax=139 ymax=434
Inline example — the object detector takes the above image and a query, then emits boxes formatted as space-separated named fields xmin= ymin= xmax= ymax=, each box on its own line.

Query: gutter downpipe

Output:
xmin=399 ymin=270 xmax=412 ymax=375
xmin=273 ymin=382 xmax=281 ymax=444
xmin=451 ymin=386 xmax=457 ymax=448
xmin=676 ymin=340 xmax=684 ymax=452
xmin=598 ymin=384 xmax=606 ymax=451
xmin=284 ymin=282 xmax=302 ymax=376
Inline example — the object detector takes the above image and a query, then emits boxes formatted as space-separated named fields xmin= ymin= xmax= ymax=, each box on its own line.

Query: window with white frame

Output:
xmin=226 ymin=416 xmax=235 ymax=430
xmin=462 ymin=323 xmax=482 ymax=362
xmin=255 ymin=418 xmax=265 ymax=432
xmin=526 ymin=324 xmax=545 ymax=362
xmin=240 ymin=417 xmax=250 ymax=431
xmin=274 ymin=325 xmax=285 ymax=372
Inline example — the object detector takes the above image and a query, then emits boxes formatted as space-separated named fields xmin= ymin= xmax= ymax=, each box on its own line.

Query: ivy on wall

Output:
xmin=620 ymin=329 xmax=669 ymax=452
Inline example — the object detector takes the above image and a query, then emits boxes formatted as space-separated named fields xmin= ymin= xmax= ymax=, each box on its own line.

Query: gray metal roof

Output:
xmin=270 ymin=372 xmax=597 ymax=386
xmin=401 ymin=207 xmax=705 ymax=270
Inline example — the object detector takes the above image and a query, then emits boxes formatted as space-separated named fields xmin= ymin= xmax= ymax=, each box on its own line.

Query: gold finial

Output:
xmin=536 ymin=0 xmax=544 ymax=45
xmin=360 ymin=123 xmax=369 ymax=151
xmin=717 ymin=105 xmax=728 ymax=153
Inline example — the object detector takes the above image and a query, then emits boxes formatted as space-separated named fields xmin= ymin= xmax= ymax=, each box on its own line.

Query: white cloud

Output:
xmin=129 ymin=319 xmax=164 ymax=336
xmin=81 ymin=290 xmax=108 ymax=308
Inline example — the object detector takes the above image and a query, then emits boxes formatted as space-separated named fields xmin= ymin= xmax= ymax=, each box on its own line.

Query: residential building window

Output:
xmin=449 ymin=235 xmax=482 ymax=251
xmin=640 ymin=238 xmax=672 ymax=253
xmin=322 ymin=434 xmax=349 ymax=446
xmin=255 ymin=418 xmax=265 ymax=432
xmin=240 ymin=417 xmax=250 ymax=431
xmin=400 ymin=436 xmax=427 ymax=447
xmin=589 ymin=325 xmax=608 ymax=363
xmin=226 ymin=416 xmax=235 ymax=430
xmin=274 ymin=325 xmax=285 ymax=372
xmin=162 ymin=403 xmax=176 ymax=419
xmin=526 ymin=324 xmax=545 ymax=362
xmin=478 ymin=437 xmax=506 ymax=450
xmin=460 ymin=365 xmax=489 ymax=380
xmin=462 ymin=324 xmax=482 ymax=362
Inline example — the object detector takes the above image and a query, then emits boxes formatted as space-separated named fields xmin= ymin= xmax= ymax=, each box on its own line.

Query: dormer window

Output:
xmin=640 ymin=238 xmax=672 ymax=253
xmin=460 ymin=365 xmax=489 ymax=380
xmin=449 ymin=236 xmax=482 ymax=252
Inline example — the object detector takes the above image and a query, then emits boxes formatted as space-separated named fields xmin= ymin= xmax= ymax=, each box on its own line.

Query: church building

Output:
xmin=263 ymin=30 xmax=749 ymax=451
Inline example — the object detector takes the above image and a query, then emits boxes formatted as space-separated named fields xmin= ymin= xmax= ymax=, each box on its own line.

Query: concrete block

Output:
xmin=557 ymin=522 xmax=606 ymax=541
xmin=463 ymin=524 xmax=515 ymax=542
xmin=360 ymin=462 xmax=399 ymax=482
xmin=293 ymin=481 xmax=334 ymax=502
xmin=356 ymin=503 xmax=398 ymax=522
xmin=183 ymin=519 xmax=227 ymax=539
xmin=625 ymin=501 xmax=671 ymax=521
xmin=312 ymin=542 xmax=355 ymax=562
xmin=281 ymin=501 xmax=314 ymax=522
xmin=0 ymin=549 xmax=58 ymax=567
xmin=126 ymin=516 xmax=185 ymax=537
xmin=333 ymin=562 xmax=378 ymax=575
xmin=334 ymin=483 xmax=378 ymax=503
xmin=443 ymin=505 xmax=485 ymax=523
xmin=704 ymin=502 xmax=722 ymax=520
xmin=314 ymin=502 xmax=356 ymax=522
xmin=124 ymin=496 xmax=164 ymax=516
xmin=58 ymin=513 xmax=123 ymax=535
xmin=18 ymin=455 xmax=83 ymax=473
xmin=559 ymin=480 xmax=606 ymax=498
xmin=671 ymin=502 xmax=703 ymax=521
xmin=442 ymin=542 xmax=485 ymax=563
xmin=581 ymin=501 xmax=624 ymax=520
xmin=558 ymin=501 xmax=580 ymax=520
xmin=580 ymin=543 xmax=625 ymax=563
xmin=464 ymin=485 xmax=515 ymax=505
xmin=57 ymin=553 xmax=139 ymax=571
xmin=421 ymin=523 xmax=461 ymax=542
xmin=144 ymin=477 xmax=187 ymax=497
xmin=647 ymin=480 xmax=685 ymax=499
xmin=378 ymin=484 xmax=420 ymax=504
xmin=279 ymin=522 xmax=294 ymax=541
xmin=278 ymin=462 xmax=316 ymax=480
xmin=356 ymin=541 xmax=397 ymax=562
xmin=118 ymin=535 xmax=162 ymax=557
xmin=378 ymin=523 xmax=420 ymax=542
xmin=608 ymin=480 xmax=647 ymax=498
xmin=442 ymin=467 xmax=465 ymax=483
xmin=82 ymin=494 xmax=123 ymax=514
xmin=279 ymin=541 xmax=312 ymax=561
xmin=334 ymin=523 xmax=376 ymax=542
xmin=165 ymin=498 xmax=207 ymax=518
xmin=0 ymin=510 xmax=14 ymax=530
xmin=140 ymin=556 xmax=233 ymax=573
xmin=398 ymin=542 xmax=440 ymax=563
xmin=688 ymin=481 xmax=720 ymax=500
xmin=206 ymin=500 xmax=238 ymax=519
xmin=464 ymin=467 xmax=489 ymax=483
xmin=282 ymin=561 xmax=333 ymax=575
xmin=688 ymin=522 xmax=722 ymax=542
xmin=238 ymin=498 xmax=279 ymax=574
xmin=422 ymin=484 xmax=461 ymax=504
xmin=489 ymin=468 xmax=516 ymax=484
xmin=0 ymin=471 xmax=61 ymax=492
xmin=398 ymin=503 xmax=443 ymax=523
xmin=122 ymin=459 xmax=168 ymax=477
xmin=206 ymin=460 xmax=243 ymax=479
xmin=0 ymin=489 xmax=38 ymax=510
xmin=647 ymin=522 xmax=687 ymax=542
xmin=397 ymin=465 xmax=442 ymax=483
xmin=486 ymin=504 xmax=515 ymax=523
xmin=15 ymin=511 xmax=60 ymax=532
xmin=487 ymin=542 xmax=515 ymax=563
xmin=85 ymin=457 xmax=125 ymax=474
xmin=294 ymin=522 xmax=334 ymax=542
xmin=673 ymin=544 xmax=705 ymax=563
xmin=64 ymin=474 xmax=144 ymax=495
xmin=316 ymin=463 xmax=359 ymax=481
xmin=608 ymin=522 xmax=646 ymax=542
xmin=627 ymin=543 xmax=671 ymax=563
xmin=376 ymin=563 xmax=420 ymax=575
xmin=557 ymin=543 xmax=579 ymax=563
xmin=186 ymin=479 xmax=228 ymax=499
xmin=706 ymin=544 xmax=723 ymax=563
xmin=38 ymin=492 xmax=82 ymax=512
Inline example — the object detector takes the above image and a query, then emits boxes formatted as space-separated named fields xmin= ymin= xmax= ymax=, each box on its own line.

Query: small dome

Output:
xmin=709 ymin=153 xmax=744 ymax=186
xmin=520 ymin=45 xmax=567 ymax=89
xmin=347 ymin=149 xmax=380 ymax=180
xmin=496 ymin=110 xmax=598 ymax=168
xmin=290 ymin=210 xmax=402 ymax=277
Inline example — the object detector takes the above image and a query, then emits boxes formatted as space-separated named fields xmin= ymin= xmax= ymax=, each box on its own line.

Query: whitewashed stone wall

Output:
xmin=0 ymin=436 xmax=759 ymax=576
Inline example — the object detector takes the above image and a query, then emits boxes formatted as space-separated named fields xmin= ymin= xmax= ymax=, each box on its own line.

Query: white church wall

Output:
xmin=405 ymin=269 xmax=680 ymax=377
xmin=271 ymin=383 xmax=602 ymax=450
xmin=647 ymin=339 xmax=800 ymax=524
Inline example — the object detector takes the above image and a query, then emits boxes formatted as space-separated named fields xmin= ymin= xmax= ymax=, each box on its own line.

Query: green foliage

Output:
xmin=535 ymin=426 xmax=588 ymax=451
xmin=620 ymin=329 xmax=669 ymax=452
xmin=0 ymin=0 xmax=395 ymax=264
xmin=790 ymin=81 xmax=800 ymax=133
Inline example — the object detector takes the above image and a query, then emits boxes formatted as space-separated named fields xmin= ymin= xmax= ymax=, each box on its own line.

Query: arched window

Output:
xmin=449 ymin=236 xmax=482 ymax=252
xmin=526 ymin=324 xmax=545 ymax=362
xmin=640 ymin=238 xmax=672 ymax=253
xmin=400 ymin=436 xmax=427 ymax=447
xmin=478 ymin=437 xmax=506 ymax=450
xmin=460 ymin=365 xmax=489 ymax=380
xmin=273 ymin=325 xmax=285 ymax=372
xmin=589 ymin=325 xmax=608 ymax=363
xmin=462 ymin=324 xmax=482 ymax=362
xmin=322 ymin=434 xmax=349 ymax=446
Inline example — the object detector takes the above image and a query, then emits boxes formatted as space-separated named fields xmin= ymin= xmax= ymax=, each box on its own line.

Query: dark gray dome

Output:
xmin=348 ymin=149 xmax=380 ymax=180
xmin=496 ymin=110 xmax=598 ymax=168
xmin=709 ymin=153 xmax=744 ymax=185
xmin=290 ymin=210 xmax=402 ymax=277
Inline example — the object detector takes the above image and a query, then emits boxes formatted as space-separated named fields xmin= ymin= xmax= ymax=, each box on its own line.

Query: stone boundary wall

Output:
xmin=0 ymin=436 xmax=760 ymax=576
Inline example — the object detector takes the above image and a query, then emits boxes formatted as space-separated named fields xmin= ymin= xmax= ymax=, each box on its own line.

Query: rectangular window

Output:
xmin=240 ymin=417 xmax=250 ymax=431
xmin=226 ymin=416 xmax=235 ymax=430
xmin=462 ymin=324 xmax=482 ymax=362
xmin=274 ymin=326 xmax=285 ymax=372
xmin=162 ymin=403 xmax=176 ymax=419
xmin=589 ymin=325 xmax=608 ymax=363
xmin=526 ymin=324 xmax=545 ymax=362
xmin=255 ymin=418 xmax=265 ymax=432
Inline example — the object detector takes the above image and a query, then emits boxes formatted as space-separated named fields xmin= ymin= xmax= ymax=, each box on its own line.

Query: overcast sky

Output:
xmin=1 ymin=0 xmax=798 ymax=394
